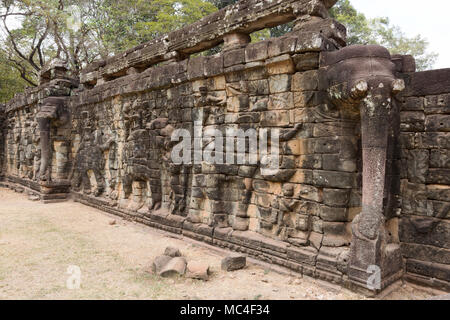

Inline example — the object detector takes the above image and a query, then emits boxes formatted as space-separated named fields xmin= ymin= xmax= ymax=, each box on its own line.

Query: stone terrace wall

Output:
xmin=1 ymin=90 xmax=41 ymax=191
xmin=0 ymin=103 xmax=4 ymax=178
xmin=0 ymin=0 xmax=449 ymax=295
xmin=70 ymin=27 xmax=357 ymax=286
xmin=0 ymin=68 xmax=77 ymax=200
xmin=399 ymin=69 xmax=450 ymax=291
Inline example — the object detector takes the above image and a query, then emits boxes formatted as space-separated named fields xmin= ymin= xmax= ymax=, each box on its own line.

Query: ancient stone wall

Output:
xmin=70 ymin=26 xmax=357 ymax=286
xmin=399 ymin=69 xmax=450 ymax=291
xmin=1 ymin=63 xmax=77 ymax=199
xmin=0 ymin=103 xmax=5 ymax=178
xmin=0 ymin=0 xmax=448 ymax=295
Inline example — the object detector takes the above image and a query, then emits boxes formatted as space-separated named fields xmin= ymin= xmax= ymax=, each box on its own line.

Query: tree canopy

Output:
xmin=329 ymin=0 xmax=438 ymax=71
xmin=0 ymin=0 xmax=439 ymax=103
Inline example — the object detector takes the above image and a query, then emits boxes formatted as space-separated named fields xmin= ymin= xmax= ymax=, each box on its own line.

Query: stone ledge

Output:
xmin=80 ymin=0 xmax=339 ymax=84
xmin=405 ymin=272 xmax=450 ymax=292
xmin=75 ymin=31 xmax=337 ymax=106
xmin=1 ymin=177 xmax=71 ymax=202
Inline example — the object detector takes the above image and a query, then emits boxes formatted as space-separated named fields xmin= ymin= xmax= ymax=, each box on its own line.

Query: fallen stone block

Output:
xmin=15 ymin=187 xmax=24 ymax=193
xmin=186 ymin=261 xmax=210 ymax=281
xmin=164 ymin=246 xmax=182 ymax=257
xmin=151 ymin=255 xmax=172 ymax=274
xmin=159 ymin=257 xmax=187 ymax=277
xmin=221 ymin=254 xmax=246 ymax=271
xmin=28 ymin=195 xmax=40 ymax=201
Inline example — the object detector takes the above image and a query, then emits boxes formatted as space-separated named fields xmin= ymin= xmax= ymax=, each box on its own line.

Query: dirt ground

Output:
xmin=0 ymin=187 xmax=442 ymax=300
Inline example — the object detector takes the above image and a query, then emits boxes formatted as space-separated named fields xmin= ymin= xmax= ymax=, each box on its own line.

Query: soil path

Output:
xmin=0 ymin=188 xmax=438 ymax=300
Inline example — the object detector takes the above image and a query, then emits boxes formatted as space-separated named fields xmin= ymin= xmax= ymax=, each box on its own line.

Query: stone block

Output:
xmin=268 ymin=36 xmax=297 ymax=58
xmin=292 ymin=71 xmax=319 ymax=91
xmin=187 ymin=56 xmax=205 ymax=80
xmin=313 ymin=170 xmax=357 ymax=189
xmin=427 ymin=168 xmax=450 ymax=185
xmin=427 ymin=184 xmax=450 ymax=201
xmin=322 ymin=222 xmax=351 ymax=247
xmin=221 ymin=254 xmax=246 ymax=271
xmin=268 ymin=92 xmax=294 ymax=110
xmin=269 ymin=74 xmax=291 ymax=93
xmin=261 ymin=110 xmax=290 ymax=127
xmin=320 ymin=206 xmax=348 ymax=222
xmin=323 ymin=188 xmax=350 ymax=207
xmin=297 ymin=184 xmax=322 ymax=202
xmin=164 ymin=246 xmax=182 ymax=257
xmin=186 ymin=261 xmax=210 ymax=281
xmin=424 ymin=94 xmax=450 ymax=114
xmin=402 ymin=97 xmax=424 ymax=111
xmin=430 ymin=150 xmax=450 ymax=168
xmin=425 ymin=115 xmax=450 ymax=132
xmin=400 ymin=111 xmax=425 ymax=132
xmin=418 ymin=132 xmax=450 ymax=149
xmin=399 ymin=217 xmax=450 ymax=249
xmin=292 ymin=52 xmax=320 ymax=71
xmin=265 ymin=54 xmax=295 ymax=75
xmin=151 ymin=255 xmax=172 ymax=274
xmin=407 ymin=149 xmax=429 ymax=184
xmin=224 ymin=48 xmax=245 ymax=68
xmin=247 ymin=79 xmax=269 ymax=95
xmin=296 ymin=154 xmax=322 ymax=169
xmin=245 ymin=41 xmax=268 ymax=62
xmin=159 ymin=257 xmax=187 ymax=277
xmin=286 ymin=246 xmax=317 ymax=266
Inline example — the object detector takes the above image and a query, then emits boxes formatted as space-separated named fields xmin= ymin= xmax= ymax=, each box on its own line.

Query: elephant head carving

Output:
xmin=324 ymin=44 xmax=405 ymax=238
xmin=36 ymin=97 xmax=69 ymax=182
xmin=322 ymin=45 xmax=406 ymax=292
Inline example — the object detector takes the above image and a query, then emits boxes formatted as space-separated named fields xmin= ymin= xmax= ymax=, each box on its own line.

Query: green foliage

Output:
xmin=0 ymin=0 xmax=217 ymax=98
xmin=0 ymin=53 xmax=27 ymax=103
xmin=329 ymin=0 xmax=369 ymax=45
xmin=135 ymin=0 xmax=217 ymax=43
xmin=95 ymin=0 xmax=216 ymax=53
xmin=209 ymin=0 xmax=237 ymax=9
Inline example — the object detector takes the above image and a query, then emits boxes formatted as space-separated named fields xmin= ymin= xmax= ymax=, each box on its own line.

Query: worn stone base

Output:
xmin=405 ymin=272 xmax=450 ymax=293
xmin=348 ymin=267 xmax=404 ymax=296
xmin=1 ymin=175 xmax=71 ymax=202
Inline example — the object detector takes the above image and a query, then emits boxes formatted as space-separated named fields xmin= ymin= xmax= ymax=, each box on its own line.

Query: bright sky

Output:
xmin=351 ymin=0 xmax=450 ymax=69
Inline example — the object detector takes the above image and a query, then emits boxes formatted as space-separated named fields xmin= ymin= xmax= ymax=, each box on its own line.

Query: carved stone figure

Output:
xmin=270 ymin=184 xmax=298 ymax=239
xmin=121 ymin=110 xmax=157 ymax=212
xmin=71 ymin=129 xmax=113 ymax=196
xmin=324 ymin=45 xmax=406 ymax=291
xmin=31 ymin=122 xmax=41 ymax=181
xmin=36 ymin=97 xmax=69 ymax=182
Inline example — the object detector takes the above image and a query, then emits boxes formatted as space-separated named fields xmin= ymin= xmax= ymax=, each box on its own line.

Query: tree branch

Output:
xmin=1 ymin=9 xmax=41 ymax=72
xmin=7 ymin=57 xmax=38 ymax=87
xmin=28 ymin=19 xmax=50 ymax=68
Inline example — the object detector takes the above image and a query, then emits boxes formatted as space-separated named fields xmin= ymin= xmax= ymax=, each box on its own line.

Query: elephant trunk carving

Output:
xmin=36 ymin=97 xmax=68 ymax=182
xmin=358 ymin=77 xmax=404 ymax=239
xmin=323 ymin=45 xmax=405 ymax=292
xmin=37 ymin=116 xmax=51 ymax=181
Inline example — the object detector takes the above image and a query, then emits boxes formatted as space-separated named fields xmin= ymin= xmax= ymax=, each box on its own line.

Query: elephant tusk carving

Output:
xmin=350 ymin=80 xmax=369 ymax=100
xmin=392 ymin=78 xmax=405 ymax=94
